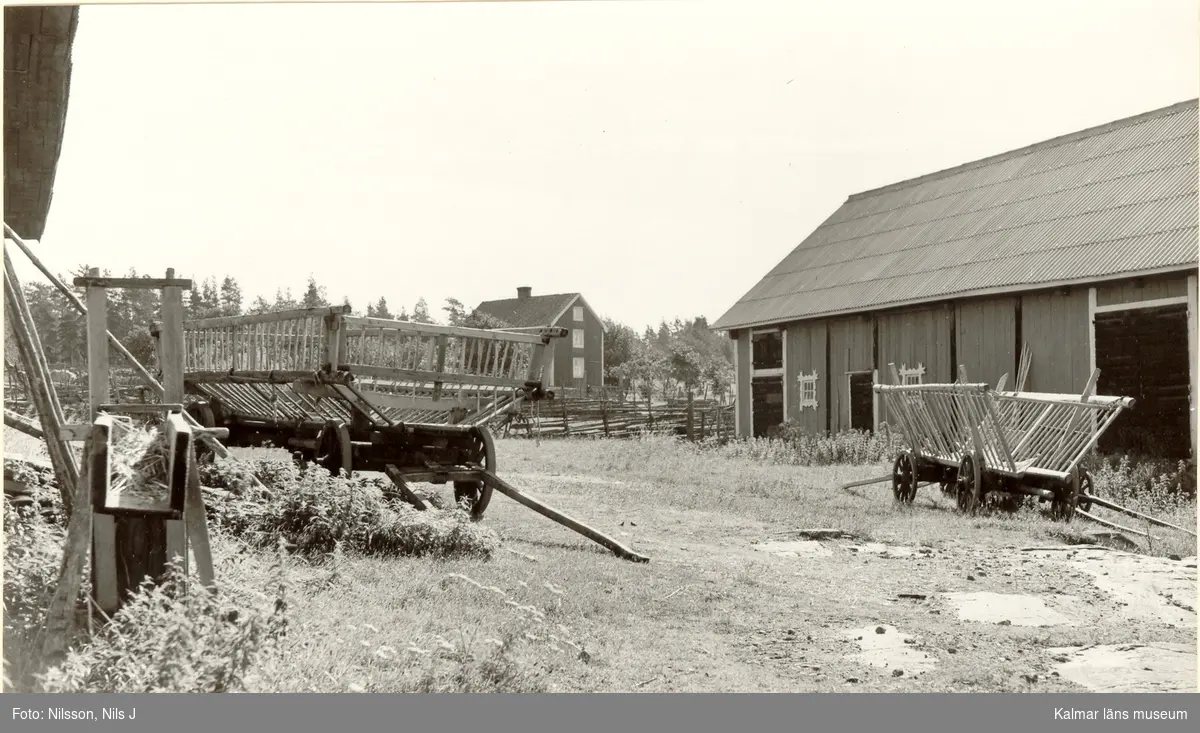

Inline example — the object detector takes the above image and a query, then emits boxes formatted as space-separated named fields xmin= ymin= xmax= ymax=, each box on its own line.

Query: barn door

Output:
xmin=751 ymin=376 xmax=784 ymax=438
xmin=1094 ymin=303 xmax=1191 ymax=459
xmin=848 ymin=371 xmax=874 ymax=432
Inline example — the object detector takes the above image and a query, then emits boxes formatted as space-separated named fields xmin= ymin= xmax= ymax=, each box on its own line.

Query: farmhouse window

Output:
xmin=900 ymin=363 xmax=926 ymax=386
xmin=573 ymin=357 xmax=585 ymax=379
xmin=796 ymin=371 xmax=819 ymax=410
xmin=751 ymin=330 xmax=783 ymax=371
xmin=573 ymin=306 xmax=584 ymax=322
xmin=572 ymin=329 xmax=585 ymax=349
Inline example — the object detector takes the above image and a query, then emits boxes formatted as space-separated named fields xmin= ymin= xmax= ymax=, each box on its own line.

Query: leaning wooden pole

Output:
xmin=480 ymin=472 xmax=650 ymax=563
xmin=3 ymin=246 xmax=78 ymax=512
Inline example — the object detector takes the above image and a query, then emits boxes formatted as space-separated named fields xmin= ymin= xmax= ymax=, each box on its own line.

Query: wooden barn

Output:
xmin=4 ymin=5 xmax=78 ymax=241
xmin=474 ymin=286 xmax=607 ymax=390
xmin=713 ymin=99 xmax=1199 ymax=460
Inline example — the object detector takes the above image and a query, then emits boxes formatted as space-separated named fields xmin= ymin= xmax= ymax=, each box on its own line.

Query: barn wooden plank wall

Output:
xmin=730 ymin=273 xmax=1197 ymax=459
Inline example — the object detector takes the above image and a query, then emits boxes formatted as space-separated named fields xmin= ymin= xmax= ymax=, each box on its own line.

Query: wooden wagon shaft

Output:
xmin=839 ymin=475 xmax=892 ymax=491
xmin=480 ymin=472 xmax=650 ymax=563
xmin=1076 ymin=508 xmax=1162 ymax=541
xmin=1082 ymin=494 xmax=1197 ymax=537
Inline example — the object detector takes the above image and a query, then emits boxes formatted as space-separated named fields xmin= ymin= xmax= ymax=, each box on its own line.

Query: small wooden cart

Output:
xmin=875 ymin=365 xmax=1134 ymax=521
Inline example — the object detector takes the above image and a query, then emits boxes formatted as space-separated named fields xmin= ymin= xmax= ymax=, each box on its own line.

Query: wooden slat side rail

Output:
xmin=343 ymin=315 xmax=564 ymax=344
xmin=183 ymin=313 xmax=327 ymax=373
xmin=183 ymin=304 xmax=352 ymax=330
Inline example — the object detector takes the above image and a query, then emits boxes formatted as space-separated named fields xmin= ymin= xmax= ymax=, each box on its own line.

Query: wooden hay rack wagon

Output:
xmin=875 ymin=364 xmax=1135 ymax=522
xmin=170 ymin=305 xmax=649 ymax=562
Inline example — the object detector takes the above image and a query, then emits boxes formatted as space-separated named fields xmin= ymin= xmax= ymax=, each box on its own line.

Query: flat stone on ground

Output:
xmin=843 ymin=624 xmax=937 ymax=674
xmin=942 ymin=591 xmax=1076 ymax=627
xmin=1048 ymin=643 xmax=1197 ymax=692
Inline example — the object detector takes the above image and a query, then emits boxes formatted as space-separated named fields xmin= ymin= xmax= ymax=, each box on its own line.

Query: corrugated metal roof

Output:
xmin=714 ymin=100 xmax=1200 ymax=331
xmin=474 ymin=292 xmax=579 ymax=328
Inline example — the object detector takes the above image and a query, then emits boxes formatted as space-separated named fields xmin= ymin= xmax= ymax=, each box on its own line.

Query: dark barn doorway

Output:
xmin=1095 ymin=303 xmax=1192 ymax=459
xmin=751 ymin=376 xmax=784 ymax=438
xmin=848 ymin=371 xmax=875 ymax=432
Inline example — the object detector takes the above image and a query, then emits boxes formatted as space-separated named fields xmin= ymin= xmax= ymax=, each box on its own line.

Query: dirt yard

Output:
xmin=4 ymin=432 xmax=1197 ymax=693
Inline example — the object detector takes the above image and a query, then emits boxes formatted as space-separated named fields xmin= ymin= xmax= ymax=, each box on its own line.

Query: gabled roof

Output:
xmin=714 ymin=99 xmax=1199 ymax=331
xmin=474 ymin=292 xmax=607 ymax=333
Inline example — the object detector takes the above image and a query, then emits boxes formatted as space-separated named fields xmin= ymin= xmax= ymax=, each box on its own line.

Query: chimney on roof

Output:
xmin=517 ymin=286 xmax=532 ymax=300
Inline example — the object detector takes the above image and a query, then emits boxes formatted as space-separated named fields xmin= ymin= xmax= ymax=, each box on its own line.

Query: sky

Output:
xmin=13 ymin=0 xmax=1200 ymax=333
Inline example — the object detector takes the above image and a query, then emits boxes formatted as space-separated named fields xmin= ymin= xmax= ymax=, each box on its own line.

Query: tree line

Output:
xmin=7 ymin=267 xmax=734 ymax=401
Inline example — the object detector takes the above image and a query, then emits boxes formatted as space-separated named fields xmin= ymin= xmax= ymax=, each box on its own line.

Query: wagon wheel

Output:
xmin=955 ymin=453 xmax=984 ymax=515
xmin=186 ymin=400 xmax=217 ymax=428
xmin=1051 ymin=472 xmax=1080 ymax=523
xmin=315 ymin=420 xmax=353 ymax=478
xmin=1077 ymin=470 xmax=1095 ymax=513
xmin=186 ymin=401 xmax=218 ymax=462
xmin=891 ymin=452 xmax=917 ymax=504
xmin=454 ymin=425 xmax=497 ymax=521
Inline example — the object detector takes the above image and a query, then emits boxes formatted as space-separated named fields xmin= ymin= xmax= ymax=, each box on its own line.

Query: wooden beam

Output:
xmin=343 ymin=363 xmax=531 ymax=389
xmin=1093 ymin=295 xmax=1190 ymax=314
xmin=73 ymin=276 xmax=192 ymax=290
xmin=343 ymin=316 xmax=553 ymax=345
xmin=184 ymin=304 xmax=352 ymax=330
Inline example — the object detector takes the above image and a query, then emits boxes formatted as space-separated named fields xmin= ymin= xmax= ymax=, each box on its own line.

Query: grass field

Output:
xmin=4 ymin=431 xmax=1197 ymax=693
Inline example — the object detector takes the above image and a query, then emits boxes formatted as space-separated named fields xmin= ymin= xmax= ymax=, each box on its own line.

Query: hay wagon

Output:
xmin=166 ymin=305 xmax=649 ymax=562
xmin=874 ymin=365 xmax=1135 ymax=522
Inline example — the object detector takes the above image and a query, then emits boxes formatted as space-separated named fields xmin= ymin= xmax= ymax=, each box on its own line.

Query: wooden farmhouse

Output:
xmin=474 ymin=287 xmax=607 ymax=390
xmin=713 ymin=100 xmax=1199 ymax=460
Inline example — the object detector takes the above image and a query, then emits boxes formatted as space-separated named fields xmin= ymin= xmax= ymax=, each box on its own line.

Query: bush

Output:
xmin=3 ymin=492 xmax=68 ymax=689
xmin=1083 ymin=454 xmax=1197 ymax=516
xmin=38 ymin=556 xmax=289 ymax=693
xmin=199 ymin=456 xmax=501 ymax=560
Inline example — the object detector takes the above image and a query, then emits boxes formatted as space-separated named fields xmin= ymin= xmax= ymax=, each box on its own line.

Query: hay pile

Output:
xmin=105 ymin=416 xmax=172 ymax=512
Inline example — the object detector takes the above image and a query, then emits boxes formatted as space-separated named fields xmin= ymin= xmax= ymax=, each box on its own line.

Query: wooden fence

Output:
xmin=495 ymin=396 xmax=736 ymax=440
xmin=4 ymin=364 xmax=152 ymax=413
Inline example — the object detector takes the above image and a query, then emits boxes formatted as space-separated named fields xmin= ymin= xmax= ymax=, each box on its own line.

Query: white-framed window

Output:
xmin=796 ymin=370 xmax=819 ymax=410
xmin=573 ymin=306 xmax=584 ymax=322
xmin=900 ymin=363 xmax=926 ymax=386
xmin=572 ymin=357 xmax=585 ymax=379
xmin=572 ymin=329 xmax=585 ymax=349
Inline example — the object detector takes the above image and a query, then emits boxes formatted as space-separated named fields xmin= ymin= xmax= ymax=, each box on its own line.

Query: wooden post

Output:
xmin=602 ymin=400 xmax=610 ymax=436
xmin=686 ymin=391 xmax=695 ymax=441
xmin=161 ymin=270 xmax=188 ymax=572
xmin=83 ymin=269 xmax=121 ymax=613
xmin=700 ymin=411 xmax=706 ymax=441
xmin=562 ymin=399 xmax=570 ymax=436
